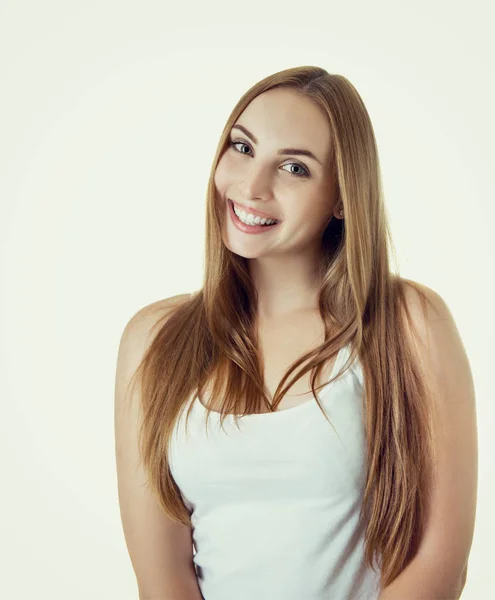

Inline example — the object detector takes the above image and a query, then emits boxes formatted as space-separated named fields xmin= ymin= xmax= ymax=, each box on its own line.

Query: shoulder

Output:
xmin=400 ymin=277 xmax=450 ymax=317
xmin=397 ymin=277 xmax=464 ymax=381
xmin=134 ymin=293 xmax=193 ymax=322
xmin=399 ymin=278 xmax=454 ymax=340
xmin=129 ymin=292 xmax=193 ymax=328
xmin=398 ymin=277 xmax=475 ymax=421
xmin=119 ymin=293 xmax=194 ymax=356
xmin=115 ymin=293 xmax=194 ymax=406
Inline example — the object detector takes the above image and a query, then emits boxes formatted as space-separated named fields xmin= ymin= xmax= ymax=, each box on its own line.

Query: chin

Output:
xmin=223 ymin=239 xmax=263 ymax=261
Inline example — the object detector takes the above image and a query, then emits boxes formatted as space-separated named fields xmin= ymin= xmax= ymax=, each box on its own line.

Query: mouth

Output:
xmin=228 ymin=198 xmax=281 ymax=224
xmin=227 ymin=198 xmax=282 ymax=233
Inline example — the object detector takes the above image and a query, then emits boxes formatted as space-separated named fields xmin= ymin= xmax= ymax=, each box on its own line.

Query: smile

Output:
xmin=228 ymin=199 xmax=282 ymax=234
xmin=229 ymin=199 xmax=280 ymax=225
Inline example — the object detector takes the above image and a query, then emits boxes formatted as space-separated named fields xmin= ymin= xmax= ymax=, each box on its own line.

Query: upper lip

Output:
xmin=229 ymin=199 xmax=280 ymax=221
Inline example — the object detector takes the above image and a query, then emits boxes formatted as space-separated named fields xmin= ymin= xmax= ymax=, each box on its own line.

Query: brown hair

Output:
xmin=126 ymin=66 xmax=438 ymax=587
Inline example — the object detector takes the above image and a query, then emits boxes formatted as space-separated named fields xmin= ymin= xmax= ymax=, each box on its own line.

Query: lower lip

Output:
xmin=228 ymin=199 xmax=281 ymax=234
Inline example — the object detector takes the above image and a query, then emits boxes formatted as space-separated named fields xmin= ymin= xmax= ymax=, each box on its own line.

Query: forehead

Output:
xmin=234 ymin=88 xmax=332 ymax=161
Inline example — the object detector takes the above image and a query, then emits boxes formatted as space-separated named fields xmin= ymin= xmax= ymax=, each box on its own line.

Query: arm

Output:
xmin=114 ymin=295 xmax=204 ymax=600
xmin=378 ymin=282 xmax=478 ymax=599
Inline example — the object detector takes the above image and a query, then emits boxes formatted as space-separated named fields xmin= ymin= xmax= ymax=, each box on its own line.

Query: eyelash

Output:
xmin=228 ymin=140 xmax=311 ymax=178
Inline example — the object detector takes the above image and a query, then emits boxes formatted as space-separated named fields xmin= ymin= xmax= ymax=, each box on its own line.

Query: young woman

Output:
xmin=114 ymin=66 xmax=477 ymax=600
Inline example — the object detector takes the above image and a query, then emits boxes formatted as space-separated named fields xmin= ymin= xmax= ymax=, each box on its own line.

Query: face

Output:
xmin=214 ymin=87 xmax=340 ymax=260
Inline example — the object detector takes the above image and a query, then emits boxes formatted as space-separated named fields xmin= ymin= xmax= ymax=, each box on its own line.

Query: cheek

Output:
xmin=214 ymin=158 xmax=231 ymax=195
xmin=295 ymin=200 xmax=332 ymax=231
xmin=213 ymin=165 xmax=222 ymax=190
xmin=213 ymin=163 xmax=232 ymax=212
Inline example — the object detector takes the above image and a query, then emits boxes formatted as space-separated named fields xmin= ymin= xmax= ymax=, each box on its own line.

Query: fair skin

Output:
xmin=115 ymin=89 xmax=476 ymax=598
xmin=213 ymin=87 xmax=477 ymax=595
xmin=116 ymin=289 xmax=477 ymax=599
xmin=213 ymin=87 xmax=345 ymax=409
xmin=214 ymin=86 xmax=342 ymax=321
xmin=376 ymin=283 xmax=477 ymax=599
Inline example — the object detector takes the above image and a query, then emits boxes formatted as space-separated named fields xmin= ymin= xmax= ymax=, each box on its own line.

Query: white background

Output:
xmin=1 ymin=1 xmax=493 ymax=598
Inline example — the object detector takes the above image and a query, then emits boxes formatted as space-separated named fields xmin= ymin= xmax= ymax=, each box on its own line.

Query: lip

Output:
xmin=228 ymin=198 xmax=282 ymax=234
xmin=228 ymin=198 xmax=280 ymax=222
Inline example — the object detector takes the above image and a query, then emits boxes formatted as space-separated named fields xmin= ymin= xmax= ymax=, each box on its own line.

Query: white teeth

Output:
xmin=232 ymin=202 xmax=278 ymax=226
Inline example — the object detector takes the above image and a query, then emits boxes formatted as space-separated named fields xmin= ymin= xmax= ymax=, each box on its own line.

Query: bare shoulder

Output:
xmin=130 ymin=292 xmax=194 ymax=324
xmin=400 ymin=277 xmax=454 ymax=334
xmin=116 ymin=293 xmax=194 ymax=408
xmin=398 ymin=277 xmax=464 ymax=382
xmin=122 ymin=293 xmax=194 ymax=347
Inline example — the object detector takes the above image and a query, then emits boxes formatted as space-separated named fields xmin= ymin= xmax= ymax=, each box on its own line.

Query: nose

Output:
xmin=238 ymin=161 xmax=274 ymax=204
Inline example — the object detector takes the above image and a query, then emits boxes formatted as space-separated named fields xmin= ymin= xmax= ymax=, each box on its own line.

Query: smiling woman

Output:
xmin=114 ymin=65 xmax=477 ymax=600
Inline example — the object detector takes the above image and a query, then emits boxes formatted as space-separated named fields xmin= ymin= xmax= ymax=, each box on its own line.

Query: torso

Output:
xmin=199 ymin=309 xmax=341 ymax=414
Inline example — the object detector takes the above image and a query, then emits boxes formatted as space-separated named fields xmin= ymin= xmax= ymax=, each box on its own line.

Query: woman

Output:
xmin=114 ymin=66 xmax=477 ymax=600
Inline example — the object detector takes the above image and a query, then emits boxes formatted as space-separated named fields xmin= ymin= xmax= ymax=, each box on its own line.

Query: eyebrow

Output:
xmin=231 ymin=123 xmax=323 ymax=166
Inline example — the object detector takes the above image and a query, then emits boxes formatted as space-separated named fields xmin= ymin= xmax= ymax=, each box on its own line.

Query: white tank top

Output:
xmin=168 ymin=343 xmax=382 ymax=600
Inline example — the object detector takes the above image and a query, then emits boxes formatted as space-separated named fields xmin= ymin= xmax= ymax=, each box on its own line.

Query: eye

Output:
xmin=229 ymin=140 xmax=310 ymax=178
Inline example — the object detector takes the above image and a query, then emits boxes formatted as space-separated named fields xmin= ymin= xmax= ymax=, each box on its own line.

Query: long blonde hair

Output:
xmin=128 ymin=66 xmax=437 ymax=587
